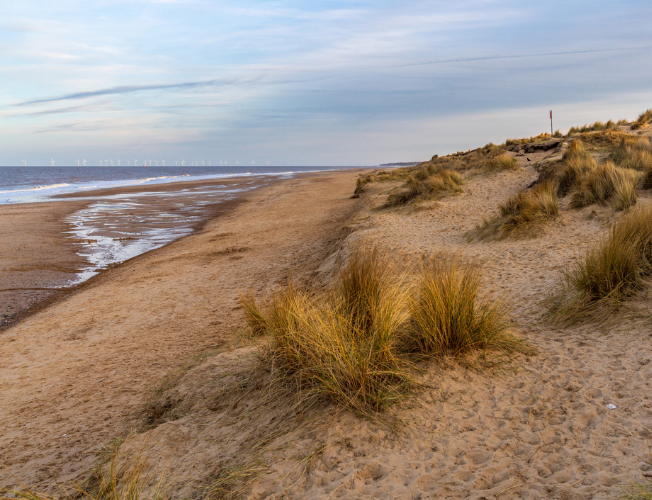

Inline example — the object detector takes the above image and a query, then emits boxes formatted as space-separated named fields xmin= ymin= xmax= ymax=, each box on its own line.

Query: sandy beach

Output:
xmin=0 ymin=169 xmax=365 ymax=490
xmin=2 ymin=143 xmax=652 ymax=500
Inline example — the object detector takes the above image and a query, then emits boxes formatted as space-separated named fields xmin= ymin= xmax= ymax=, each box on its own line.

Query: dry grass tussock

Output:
xmin=405 ymin=254 xmax=528 ymax=357
xmin=470 ymin=181 xmax=559 ymax=240
xmin=631 ymin=109 xmax=652 ymax=130
xmin=384 ymin=169 xmax=463 ymax=207
xmin=611 ymin=135 xmax=652 ymax=173
xmin=484 ymin=153 xmax=518 ymax=173
xmin=243 ymin=247 xmax=412 ymax=415
xmin=547 ymin=139 xmax=640 ymax=211
xmin=242 ymin=247 xmax=526 ymax=415
xmin=569 ymin=161 xmax=640 ymax=211
xmin=0 ymin=453 xmax=168 ymax=500
xmin=549 ymin=204 xmax=652 ymax=324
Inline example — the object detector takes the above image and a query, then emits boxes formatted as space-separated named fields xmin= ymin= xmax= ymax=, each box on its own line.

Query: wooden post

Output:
xmin=550 ymin=110 xmax=553 ymax=136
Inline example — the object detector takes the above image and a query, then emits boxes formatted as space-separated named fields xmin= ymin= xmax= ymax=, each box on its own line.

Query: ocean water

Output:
xmin=0 ymin=165 xmax=351 ymax=286
xmin=0 ymin=165 xmax=341 ymax=205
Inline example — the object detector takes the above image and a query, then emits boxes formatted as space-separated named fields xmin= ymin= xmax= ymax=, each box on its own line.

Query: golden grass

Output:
xmin=569 ymin=161 xmax=639 ymax=211
xmin=505 ymin=133 xmax=551 ymax=146
xmin=484 ymin=153 xmax=518 ymax=172
xmin=0 ymin=454 xmax=168 ymax=500
xmin=384 ymin=169 xmax=462 ymax=207
xmin=568 ymin=120 xmax=617 ymax=135
xmin=550 ymin=204 xmax=652 ymax=323
xmin=244 ymin=247 xmax=525 ymax=414
xmin=405 ymin=254 xmax=526 ymax=356
xmin=611 ymin=135 xmax=652 ymax=171
xmin=470 ymin=181 xmax=559 ymax=240
xmin=244 ymin=247 xmax=411 ymax=415
xmin=631 ymin=109 xmax=652 ymax=130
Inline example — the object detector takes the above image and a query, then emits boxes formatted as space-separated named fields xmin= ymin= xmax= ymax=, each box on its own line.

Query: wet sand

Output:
xmin=0 ymin=176 xmax=275 ymax=329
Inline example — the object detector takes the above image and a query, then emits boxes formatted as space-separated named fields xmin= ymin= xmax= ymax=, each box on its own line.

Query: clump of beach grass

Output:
xmin=631 ymin=109 xmax=652 ymax=130
xmin=384 ymin=169 xmax=462 ymax=207
xmin=549 ymin=204 xmax=652 ymax=323
xmin=484 ymin=153 xmax=518 ymax=172
xmin=244 ymin=247 xmax=411 ymax=415
xmin=569 ymin=161 xmax=639 ymax=211
xmin=243 ymin=246 xmax=528 ymax=414
xmin=470 ymin=181 xmax=559 ymax=240
xmin=611 ymin=135 xmax=652 ymax=172
xmin=405 ymin=254 xmax=525 ymax=357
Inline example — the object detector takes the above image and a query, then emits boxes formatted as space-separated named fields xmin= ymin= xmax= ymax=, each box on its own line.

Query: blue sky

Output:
xmin=1 ymin=0 xmax=651 ymax=166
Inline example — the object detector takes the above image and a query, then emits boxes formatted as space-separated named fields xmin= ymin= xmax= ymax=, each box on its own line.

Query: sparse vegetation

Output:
xmin=470 ymin=181 xmax=559 ymax=240
xmin=243 ymin=247 xmax=524 ymax=414
xmin=384 ymin=169 xmax=463 ymax=207
xmin=505 ymin=133 xmax=551 ymax=146
xmin=568 ymin=120 xmax=618 ymax=135
xmin=631 ymin=109 xmax=652 ymax=130
xmin=0 ymin=454 xmax=169 ymax=500
xmin=405 ymin=254 xmax=525 ymax=356
xmin=484 ymin=153 xmax=518 ymax=172
xmin=550 ymin=204 xmax=652 ymax=323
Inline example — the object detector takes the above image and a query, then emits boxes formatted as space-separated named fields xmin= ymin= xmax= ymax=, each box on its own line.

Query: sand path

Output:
xmin=0 ymin=171 xmax=362 ymax=489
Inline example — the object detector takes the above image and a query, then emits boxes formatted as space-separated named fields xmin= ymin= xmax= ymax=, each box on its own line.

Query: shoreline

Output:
xmin=0 ymin=169 xmax=363 ymax=331
xmin=0 ymin=168 xmax=365 ymax=490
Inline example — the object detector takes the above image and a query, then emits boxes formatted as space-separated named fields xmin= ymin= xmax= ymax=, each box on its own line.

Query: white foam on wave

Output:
xmin=0 ymin=183 xmax=70 ymax=194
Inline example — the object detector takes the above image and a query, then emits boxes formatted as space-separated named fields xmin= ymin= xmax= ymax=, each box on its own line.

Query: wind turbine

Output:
xmin=266 ymin=160 xmax=270 ymax=166
xmin=77 ymin=160 xmax=80 ymax=166
xmin=251 ymin=160 xmax=255 ymax=166
xmin=83 ymin=159 xmax=87 ymax=166
xmin=110 ymin=160 xmax=114 ymax=166
xmin=162 ymin=160 xmax=166 ymax=166
xmin=208 ymin=160 xmax=211 ymax=166
xmin=236 ymin=160 xmax=239 ymax=166
xmin=181 ymin=160 xmax=186 ymax=166
xmin=133 ymin=159 xmax=138 ymax=166
xmin=117 ymin=159 xmax=121 ymax=166
xmin=202 ymin=160 xmax=205 ymax=166
xmin=98 ymin=160 xmax=103 ymax=166
xmin=154 ymin=160 xmax=159 ymax=166
xmin=23 ymin=160 xmax=27 ymax=166
xmin=148 ymin=160 xmax=152 ymax=166
xmin=50 ymin=159 xmax=56 ymax=166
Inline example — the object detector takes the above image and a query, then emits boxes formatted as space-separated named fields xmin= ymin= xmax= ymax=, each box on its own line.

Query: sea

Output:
xmin=0 ymin=165 xmax=351 ymax=285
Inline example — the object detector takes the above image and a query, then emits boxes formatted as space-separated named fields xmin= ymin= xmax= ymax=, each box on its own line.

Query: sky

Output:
xmin=1 ymin=0 xmax=652 ymax=166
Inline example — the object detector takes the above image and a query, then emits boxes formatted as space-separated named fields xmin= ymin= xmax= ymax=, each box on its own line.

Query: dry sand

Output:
xmin=2 ymin=156 xmax=652 ymax=500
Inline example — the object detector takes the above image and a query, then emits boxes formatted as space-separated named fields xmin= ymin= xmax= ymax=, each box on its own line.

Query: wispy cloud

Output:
xmin=16 ymin=78 xmax=249 ymax=106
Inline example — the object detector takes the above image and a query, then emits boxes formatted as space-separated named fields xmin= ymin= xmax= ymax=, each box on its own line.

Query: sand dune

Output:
xmin=2 ymin=143 xmax=652 ymax=500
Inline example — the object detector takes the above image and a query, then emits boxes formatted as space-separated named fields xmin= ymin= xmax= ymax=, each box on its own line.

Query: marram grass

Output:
xmin=243 ymin=247 xmax=528 ymax=414
xmin=549 ymin=204 xmax=652 ymax=323
xmin=0 ymin=454 xmax=168 ymax=500
xmin=406 ymin=254 xmax=528 ymax=357
xmin=470 ymin=181 xmax=559 ymax=240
